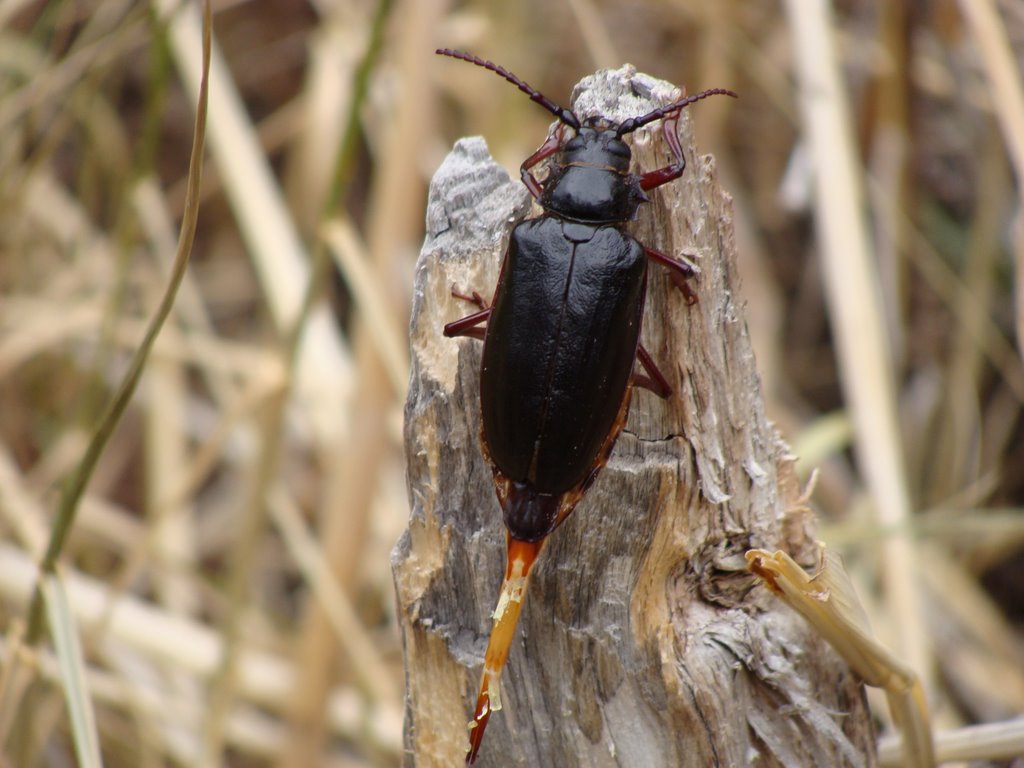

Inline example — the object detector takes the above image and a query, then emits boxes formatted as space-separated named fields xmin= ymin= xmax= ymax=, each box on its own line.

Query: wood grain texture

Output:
xmin=394 ymin=66 xmax=876 ymax=768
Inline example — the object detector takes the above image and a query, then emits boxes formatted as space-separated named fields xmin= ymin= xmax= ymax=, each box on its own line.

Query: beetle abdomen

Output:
xmin=480 ymin=217 xmax=647 ymax=502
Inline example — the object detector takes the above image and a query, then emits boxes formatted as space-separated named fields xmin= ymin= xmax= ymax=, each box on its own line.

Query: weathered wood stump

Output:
xmin=394 ymin=66 xmax=876 ymax=767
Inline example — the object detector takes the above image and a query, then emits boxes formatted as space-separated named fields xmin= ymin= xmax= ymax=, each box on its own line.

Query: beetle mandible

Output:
xmin=437 ymin=48 xmax=736 ymax=764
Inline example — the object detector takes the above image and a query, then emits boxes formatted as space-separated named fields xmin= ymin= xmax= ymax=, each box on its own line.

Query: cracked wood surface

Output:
xmin=394 ymin=65 xmax=876 ymax=767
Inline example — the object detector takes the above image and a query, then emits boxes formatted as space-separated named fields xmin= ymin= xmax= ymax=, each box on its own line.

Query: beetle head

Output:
xmin=562 ymin=120 xmax=633 ymax=174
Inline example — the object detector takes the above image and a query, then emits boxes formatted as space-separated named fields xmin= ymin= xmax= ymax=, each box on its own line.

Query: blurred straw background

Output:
xmin=0 ymin=0 xmax=1022 ymax=766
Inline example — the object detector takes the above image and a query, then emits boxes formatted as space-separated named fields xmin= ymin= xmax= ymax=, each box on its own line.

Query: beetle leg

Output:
xmin=645 ymin=246 xmax=699 ymax=305
xmin=520 ymin=124 xmax=567 ymax=200
xmin=638 ymin=112 xmax=686 ymax=191
xmin=466 ymin=536 xmax=544 ymax=764
xmin=444 ymin=307 xmax=491 ymax=340
xmin=633 ymin=344 xmax=673 ymax=399
xmin=451 ymin=287 xmax=490 ymax=311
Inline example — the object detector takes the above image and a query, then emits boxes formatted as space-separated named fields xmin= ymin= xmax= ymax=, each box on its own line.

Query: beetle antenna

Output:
xmin=617 ymin=88 xmax=737 ymax=136
xmin=437 ymin=48 xmax=581 ymax=131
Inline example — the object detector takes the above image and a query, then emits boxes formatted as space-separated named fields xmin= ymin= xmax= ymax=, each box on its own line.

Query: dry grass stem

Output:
xmin=783 ymin=0 xmax=927 ymax=683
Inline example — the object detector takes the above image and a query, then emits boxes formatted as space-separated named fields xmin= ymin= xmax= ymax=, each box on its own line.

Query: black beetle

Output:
xmin=438 ymin=48 xmax=735 ymax=764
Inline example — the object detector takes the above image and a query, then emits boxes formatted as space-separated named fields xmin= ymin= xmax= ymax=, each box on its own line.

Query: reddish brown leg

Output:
xmin=638 ymin=113 xmax=686 ymax=191
xmin=633 ymin=344 xmax=673 ymax=398
xmin=645 ymin=246 xmax=698 ymax=305
xmin=451 ymin=288 xmax=489 ymax=311
xmin=519 ymin=124 xmax=567 ymax=200
xmin=445 ymin=287 xmax=492 ymax=340
xmin=466 ymin=537 xmax=544 ymax=764
xmin=637 ymin=114 xmax=699 ymax=302
xmin=444 ymin=308 xmax=491 ymax=340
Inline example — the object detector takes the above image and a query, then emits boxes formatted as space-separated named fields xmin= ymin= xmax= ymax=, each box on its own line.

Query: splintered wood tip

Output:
xmin=464 ymin=536 xmax=544 ymax=763
xmin=465 ymin=690 xmax=492 ymax=764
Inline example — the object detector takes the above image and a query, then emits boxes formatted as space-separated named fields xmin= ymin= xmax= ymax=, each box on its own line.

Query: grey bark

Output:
xmin=394 ymin=65 xmax=876 ymax=768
